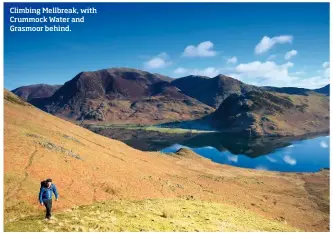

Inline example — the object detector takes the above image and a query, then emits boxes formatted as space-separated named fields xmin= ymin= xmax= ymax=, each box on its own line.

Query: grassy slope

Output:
xmin=4 ymin=90 xmax=329 ymax=231
xmin=212 ymin=91 xmax=329 ymax=137
xmin=5 ymin=199 xmax=297 ymax=232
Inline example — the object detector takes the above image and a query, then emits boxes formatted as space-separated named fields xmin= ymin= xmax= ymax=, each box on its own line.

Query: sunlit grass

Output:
xmin=4 ymin=198 xmax=299 ymax=232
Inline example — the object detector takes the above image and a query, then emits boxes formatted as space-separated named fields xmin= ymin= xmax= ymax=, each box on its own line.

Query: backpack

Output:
xmin=40 ymin=180 xmax=48 ymax=188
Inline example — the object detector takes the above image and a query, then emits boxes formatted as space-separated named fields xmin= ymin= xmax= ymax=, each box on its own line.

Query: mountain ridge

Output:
xmin=11 ymin=84 xmax=62 ymax=101
xmin=28 ymin=68 xmax=214 ymax=124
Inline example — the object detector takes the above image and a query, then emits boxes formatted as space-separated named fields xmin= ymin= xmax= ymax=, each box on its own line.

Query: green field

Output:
xmin=4 ymin=198 xmax=298 ymax=232
xmin=86 ymin=123 xmax=217 ymax=134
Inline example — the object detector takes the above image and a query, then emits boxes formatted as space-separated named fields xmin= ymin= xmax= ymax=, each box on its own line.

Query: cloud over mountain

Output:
xmin=144 ymin=52 xmax=172 ymax=69
xmin=182 ymin=41 xmax=217 ymax=57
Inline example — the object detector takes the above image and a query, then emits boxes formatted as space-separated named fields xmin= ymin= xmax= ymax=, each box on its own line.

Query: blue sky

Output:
xmin=4 ymin=2 xmax=330 ymax=90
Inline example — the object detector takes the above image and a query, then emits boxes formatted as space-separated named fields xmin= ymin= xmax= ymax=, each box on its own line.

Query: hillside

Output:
xmin=153 ymin=73 xmax=174 ymax=82
xmin=171 ymin=74 xmax=329 ymax=108
xmin=12 ymin=84 xmax=62 ymax=101
xmin=29 ymin=68 xmax=214 ymax=124
xmin=211 ymin=90 xmax=329 ymax=137
xmin=314 ymin=84 xmax=330 ymax=96
xmin=171 ymin=75 xmax=260 ymax=108
xmin=4 ymin=89 xmax=329 ymax=231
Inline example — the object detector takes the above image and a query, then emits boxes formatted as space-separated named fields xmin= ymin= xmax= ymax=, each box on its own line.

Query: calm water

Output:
xmin=161 ymin=135 xmax=330 ymax=172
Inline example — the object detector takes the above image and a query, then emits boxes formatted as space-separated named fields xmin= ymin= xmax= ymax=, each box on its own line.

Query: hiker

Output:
xmin=39 ymin=178 xmax=59 ymax=220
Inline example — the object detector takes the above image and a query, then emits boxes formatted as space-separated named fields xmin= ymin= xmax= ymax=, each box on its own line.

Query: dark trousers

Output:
xmin=43 ymin=199 xmax=52 ymax=219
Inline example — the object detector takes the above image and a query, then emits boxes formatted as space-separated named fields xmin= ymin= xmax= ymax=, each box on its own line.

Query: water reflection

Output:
xmin=161 ymin=135 xmax=329 ymax=172
xmin=88 ymin=126 xmax=329 ymax=172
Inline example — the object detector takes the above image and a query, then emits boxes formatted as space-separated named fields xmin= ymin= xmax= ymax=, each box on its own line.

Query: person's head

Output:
xmin=46 ymin=178 xmax=52 ymax=188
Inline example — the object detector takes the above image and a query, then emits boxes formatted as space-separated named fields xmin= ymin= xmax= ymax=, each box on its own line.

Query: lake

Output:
xmin=86 ymin=126 xmax=329 ymax=173
xmin=161 ymin=135 xmax=330 ymax=172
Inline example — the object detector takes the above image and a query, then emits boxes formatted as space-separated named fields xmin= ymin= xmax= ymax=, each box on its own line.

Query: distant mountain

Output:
xmin=171 ymin=75 xmax=260 ymax=108
xmin=29 ymin=68 xmax=214 ymax=124
xmin=314 ymin=84 xmax=330 ymax=96
xmin=210 ymin=90 xmax=329 ymax=137
xmin=11 ymin=84 xmax=62 ymax=101
xmin=262 ymin=86 xmax=311 ymax=96
xmin=172 ymin=75 xmax=329 ymax=108
xmin=263 ymin=84 xmax=330 ymax=96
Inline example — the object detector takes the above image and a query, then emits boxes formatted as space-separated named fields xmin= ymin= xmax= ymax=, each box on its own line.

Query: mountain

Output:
xmin=210 ymin=90 xmax=329 ymax=137
xmin=11 ymin=84 xmax=62 ymax=101
xmin=153 ymin=73 xmax=174 ymax=82
xmin=171 ymin=75 xmax=260 ymax=108
xmin=314 ymin=84 xmax=330 ymax=96
xmin=263 ymin=84 xmax=330 ymax=96
xmin=29 ymin=68 xmax=214 ymax=124
xmin=171 ymin=75 xmax=329 ymax=108
xmin=262 ymin=86 xmax=312 ymax=96
xmin=4 ymin=89 xmax=329 ymax=231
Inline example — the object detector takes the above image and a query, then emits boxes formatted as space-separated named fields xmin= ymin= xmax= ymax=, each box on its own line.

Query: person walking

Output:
xmin=39 ymin=178 xmax=59 ymax=220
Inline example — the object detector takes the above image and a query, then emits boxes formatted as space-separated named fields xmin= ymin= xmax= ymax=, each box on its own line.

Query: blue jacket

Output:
xmin=39 ymin=184 xmax=58 ymax=203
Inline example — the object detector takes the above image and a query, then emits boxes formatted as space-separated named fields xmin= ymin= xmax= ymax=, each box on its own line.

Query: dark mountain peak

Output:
xmin=49 ymin=68 xmax=173 ymax=103
xmin=29 ymin=67 xmax=214 ymax=124
xmin=106 ymin=67 xmax=151 ymax=76
xmin=12 ymin=84 xmax=62 ymax=101
xmin=78 ymin=67 xmax=168 ymax=85
xmin=182 ymin=75 xmax=210 ymax=80
xmin=171 ymin=73 xmax=258 ymax=108
xmin=214 ymin=74 xmax=242 ymax=83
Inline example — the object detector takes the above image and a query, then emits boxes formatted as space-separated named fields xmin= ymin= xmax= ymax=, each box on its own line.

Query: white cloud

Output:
xmin=324 ymin=68 xmax=330 ymax=78
xmin=144 ymin=52 xmax=171 ymax=69
xmin=267 ymin=54 xmax=277 ymax=61
xmin=227 ymin=155 xmax=238 ymax=163
xmin=323 ymin=62 xmax=330 ymax=69
xmin=284 ymin=50 xmax=298 ymax=60
xmin=290 ymin=71 xmax=306 ymax=76
xmin=320 ymin=141 xmax=328 ymax=148
xmin=174 ymin=67 xmax=220 ymax=77
xmin=226 ymin=56 xmax=238 ymax=64
xmin=283 ymin=155 xmax=297 ymax=165
xmin=235 ymin=60 xmax=293 ymax=85
xmin=183 ymin=41 xmax=217 ymax=57
xmin=232 ymin=60 xmax=329 ymax=89
xmin=174 ymin=67 xmax=188 ymax=74
xmin=322 ymin=62 xmax=330 ymax=79
xmin=266 ymin=156 xmax=277 ymax=163
xmin=255 ymin=35 xmax=293 ymax=54
xmin=295 ymin=76 xmax=329 ymax=89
